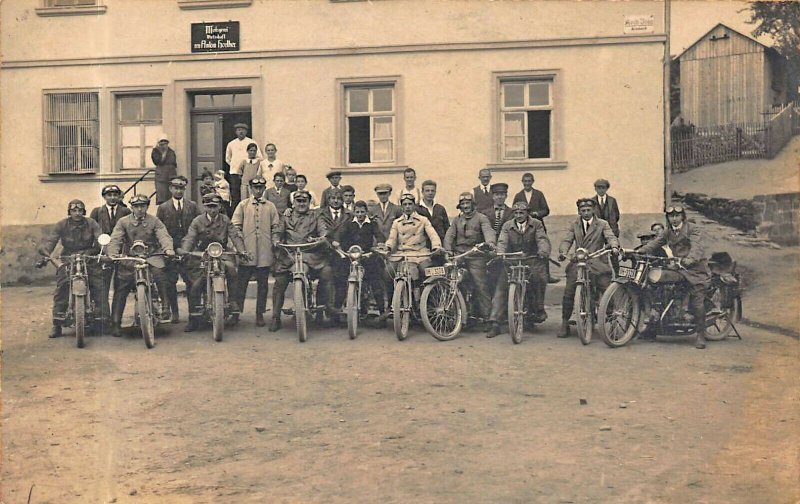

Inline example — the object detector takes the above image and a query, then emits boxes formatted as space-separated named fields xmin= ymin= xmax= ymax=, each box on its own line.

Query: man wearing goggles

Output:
xmin=382 ymin=193 xmax=443 ymax=282
xmin=38 ymin=199 xmax=108 ymax=338
xmin=638 ymin=204 xmax=710 ymax=349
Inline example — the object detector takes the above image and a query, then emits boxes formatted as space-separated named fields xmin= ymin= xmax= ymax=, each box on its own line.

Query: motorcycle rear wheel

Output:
xmin=137 ymin=284 xmax=155 ymax=349
xmin=704 ymin=286 xmax=739 ymax=341
xmin=598 ymin=283 xmax=640 ymax=348
xmin=574 ymin=284 xmax=592 ymax=345
xmin=293 ymin=279 xmax=308 ymax=343
xmin=74 ymin=295 xmax=86 ymax=349
xmin=211 ymin=290 xmax=225 ymax=342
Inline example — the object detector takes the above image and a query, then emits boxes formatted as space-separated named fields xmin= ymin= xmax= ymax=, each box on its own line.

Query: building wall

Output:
xmin=1 ymin=0 xmax=666 ymax=229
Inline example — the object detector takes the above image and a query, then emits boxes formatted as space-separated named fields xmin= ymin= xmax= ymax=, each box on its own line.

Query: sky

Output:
xmin=670 ymin=0 xmax=772 ymax=56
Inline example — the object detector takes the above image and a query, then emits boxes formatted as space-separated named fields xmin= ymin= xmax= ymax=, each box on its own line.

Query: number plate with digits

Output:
xmin=617 ymin=266 xmax=636 ymax=279
xmin=424 ymin=266 xmax=446 ymax=277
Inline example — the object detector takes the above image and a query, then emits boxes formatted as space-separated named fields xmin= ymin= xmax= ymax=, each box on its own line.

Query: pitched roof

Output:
xmin=675 ymin=22 xmax=773 ymax=61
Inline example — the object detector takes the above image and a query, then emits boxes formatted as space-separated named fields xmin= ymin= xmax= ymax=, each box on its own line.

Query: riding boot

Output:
xmin=485 ymin=322 xmax=501 ymax=339
xmin=48 ymin=323 xmax=63 ymax=339
xmin=695 ymin=330 xmax=706 ymax=349
xmin=184 ymin=316 xmax=199 ymax=333
xmin=557 ymin=319 xmax=570 ymax=338
xmin=269 ymin=316 xmax=281 ymax=332
xmin=110 ymin=322 xmax=122 ymax=337
xmin=255 ymin=313 xmax=266 ymax=327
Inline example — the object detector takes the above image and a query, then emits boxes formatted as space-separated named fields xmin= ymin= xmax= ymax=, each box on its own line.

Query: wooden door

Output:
xmin=190 ymin=113 xmax=223 ymax=202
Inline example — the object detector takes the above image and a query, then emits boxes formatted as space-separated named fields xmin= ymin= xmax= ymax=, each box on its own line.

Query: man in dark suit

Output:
xmin=369 ymin=184 xmax=402 ymax=241
xmin=156 ymin=175 xmax=200 ymax=323
xmin=416 ymin=180 xmax=450 ymax=242
xmin=513 ymin=172 xmax=557 ymax=283
xmin=339 ymin=200 xmax=387 ymax=317
xmin=318 ymin=188 xmax=353 ymax=311
xmin=592 ymin=178 xmax=621 ymax=237
xmin=90 ymin=184 xmax=131 ymax=324
xmin=472 ymin=169 xmax=494 ymax=213
xmin=557 ymin=198 xmax=620 ymax=338
xmin=480 ymin=183 xmax=514 ymax=235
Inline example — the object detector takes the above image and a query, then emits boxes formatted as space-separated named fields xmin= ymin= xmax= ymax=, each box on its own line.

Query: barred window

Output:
xmin=345 ymin=86 xmax=395 ymax=165
xmin=117 ymin=94 xmax=163 ymax=170
xmin=500 ymin=80 xmax=553 ymax=160
xmin=44 ymin=92 xmax=99 ymax=174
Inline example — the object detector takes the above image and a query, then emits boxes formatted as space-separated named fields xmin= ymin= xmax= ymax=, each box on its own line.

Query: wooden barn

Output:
xmin=677 ymin=23 xmax=788 ymax=127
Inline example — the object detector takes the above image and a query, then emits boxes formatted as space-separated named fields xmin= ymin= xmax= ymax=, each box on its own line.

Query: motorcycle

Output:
xmin=184 ymin=242 xmax=244 ymax=342
xmin=35 ymin=233 xmax=111 ymax=348
xmin=598 ymin=250 xmax=742 ymax=348
xmin=278 ymin=239 xmax=329 ymax=343
xmin=107 ymin=240 xmax=170 ymax=349
xmin=335 ymin=244 xmax=374 ymax=340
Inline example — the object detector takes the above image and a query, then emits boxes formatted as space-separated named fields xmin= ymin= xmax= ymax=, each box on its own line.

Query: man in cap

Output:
xmin=38 ymin=199 xmax=108 ymax=338
xmin=638 ymin=204 xmax=710 ymax=349
xmin=444 ymin=192 xmax=496 ymax=326
xmin=513 ymin=172 xmax=558 ymax=283
xmin=266 ymin=171 xmax=292 ymax=214
xmin=270 ymin=190 xmax=336 ymax=331
xmin=320 ymin=171 xmax=344 ymax=209
xmin=156 ymin=175 xmax=200 ymax=323
xmin=370 ymin=183 xmax=402 ymax=239
xmin=107 ymin=194 xmax=175 ymax=336
xmin=90 ymin=184 xmax=131 ymax=312
xmin=556 ymin=198 xmax=619 ymax=338
xmin=232 ymin=176 xmax=282 ymax=327
xmin=179 ymin=193 xmax=249 ymax=332
xmin=592 ymin=179 xmax=621 ymax=237
xmin=317 ymin=187 xmax=353 ymax=311
xmin=480 ymin=183 xmax=513 ymax=236
xmin=225 ymin=123 xmax=261 ymax=210
xmin=472 ymin=168 xmax=495 ymax=213
xmin=486 ymin=201 xmax=551 ymax=338
xmin=382 ymin=193 xmax=442 ymax=282
xmin=416 ymin=180 xmax=450 ymax=242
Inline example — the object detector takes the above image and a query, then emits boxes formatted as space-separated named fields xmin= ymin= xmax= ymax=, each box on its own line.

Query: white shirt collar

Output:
xmin=583 ymin=217 xmax=594 ymax=228
xmin=173 ymin=198 xmax=183 ymax=209
xmin=672 ymin=222 xmax=684 ymax=231
xmin=353 ymin=216 xmax=371 ymax=224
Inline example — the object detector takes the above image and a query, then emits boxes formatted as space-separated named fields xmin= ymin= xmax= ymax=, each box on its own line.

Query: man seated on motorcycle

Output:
xmin=486 ymin=201 xmax=551 ymax=338
xmin=269 ymin=190 xmax=336 ymax=332
xmin=338 ymin=200 xmax=387 ymax=319
xmin=557 ymin=198 xmax=620 ymax=338
xmin=38 ymin=199 xmax=108 ymax=338
xmin=379 ymin=193 xmax=443 ymax=285
xmin=444 ymin=192 xmax=496 ymax=328
xmin=638 ymin=204 xmax=710 ymax=349
xmin=107 ymin=194 xmax=175 ymax=337
xmin=178 ymin=193 xmax=249 ymax=332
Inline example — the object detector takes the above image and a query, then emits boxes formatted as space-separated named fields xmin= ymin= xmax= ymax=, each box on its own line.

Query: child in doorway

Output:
xmin=213 ymin=170 xmax=232 ymax=215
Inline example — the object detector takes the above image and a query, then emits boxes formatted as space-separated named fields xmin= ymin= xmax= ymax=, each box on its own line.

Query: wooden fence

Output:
xmin=671 ymin=102 xmax=798 ymax=172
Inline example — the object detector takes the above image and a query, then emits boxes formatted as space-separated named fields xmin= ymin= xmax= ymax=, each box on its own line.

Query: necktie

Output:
xmin=334 ymin=211 xmax=339 ymax=221
xmin=495 ymin=209 xmax=502 ymax=232
xmin=177 ymin=200 xmax=182 ymax=213
xmin=584 ymin=221 xmax=589 ymax=235
xmin=519 ymin=223 xmax=525 ymax=233
xmin=484 ymin=187 xmax=489 ymax=195
xmin=110 ymin=207 xmax=115 ymax=221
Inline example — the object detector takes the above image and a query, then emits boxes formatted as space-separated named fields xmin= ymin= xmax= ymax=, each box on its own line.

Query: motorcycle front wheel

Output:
xmin=211 ymin=290 xmax=225 ymax=342
xmin=598 ymin=283 xmax=640 ymax=348
xmin=507 ymin=283 xmax=524 ymax=344
xmin=420 ymin=281 xmax=464 ymax=341
xmin=392 ymin=279 xmax=411 ymax=341
xmin=74 ymin=295 xmax=86 ymax=349
xmin=346 ymin=281 xmax=359 ymax=340
xmin=574 ymin=283 xmax=593 ymax=345
xmin=704 ymin=285 xmax=739 ymax=341
xmin=136 ymin=284 xmax=155 ymax=349
xmin=293 ymin=279 xmax=308 ymax=343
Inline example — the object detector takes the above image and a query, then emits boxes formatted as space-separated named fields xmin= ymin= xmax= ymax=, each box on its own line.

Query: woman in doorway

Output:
xmin=151 ymin=134 xmax=178 ymax=205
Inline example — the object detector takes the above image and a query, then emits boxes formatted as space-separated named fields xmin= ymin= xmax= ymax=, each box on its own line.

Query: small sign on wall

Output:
xmin=623 ymin=15 xmax=654 ymax=34
xmin=191 ymin=22 xmax=240 ymax=53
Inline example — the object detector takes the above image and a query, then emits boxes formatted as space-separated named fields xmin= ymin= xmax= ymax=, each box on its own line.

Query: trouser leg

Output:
xmin=164 ymin=261 xmax=180 ymax=316
xmin=689 ymin=282 xmax=707 ymax=335
xmin=272 ymin=272 xmax=291 ymax=318
xmin=237 ymin=265 xmax=254 ymax=314
xmin=489 ymin=273 xmax=508 ymax=323
xmin=111 ymin=269 xmax=135 ymax=326
xmin=466 ymin=259 xmax=491 ymax=320
xmin=52 ymin=268 xmax=70 ymax=324
xmin=365 ymin=259 xmax=385 ymax=314
xmin=332 ymin=258 xmax=349 ymax=308
xmin=317 ymin=264 xmax=336 ymax=313
xmin=88 ymin=264 xmax=110 ymax=323
xmin=529 ymin=259 xmax=548 ymax=317
xmin=186 ymin=266 xmax=205 ymax=316
xmin=255 ymin=267 xmax=270 ymax=315
xmin=562 ymin=262 xmax=578 ymax=321
xmin=230 ymin=175 xmax=242 ymax=210
xmin=222 ymin=259 xmax=239 ymax=311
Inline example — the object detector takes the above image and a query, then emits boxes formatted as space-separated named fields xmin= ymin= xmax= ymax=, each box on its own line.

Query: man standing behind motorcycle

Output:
xmin=638 ymin=204 xmax=710 ymax=349
xmin=178 ymin=193 xmax=249 ymax=332
xmin=231 ymin=176 xmax=281 ymax=327
xmin=38 ymin=199 xmax=108 ymax=338
xmin=107 ymin=194 xmax=175 ymax=337
xmin=557 ymin=198 xmax=619 ymax=338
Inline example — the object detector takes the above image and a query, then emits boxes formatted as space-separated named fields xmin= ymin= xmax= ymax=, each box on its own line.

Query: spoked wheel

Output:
xmin=137 ymin=284 xmax=155 ymax=349
xmin=598 ymin=283 xmax=640 ymax=348
xmin=704 ymin=285 xmax=740 ymax=341
xmin=574 ymin=283 xmax=593 ymax=345
xmin=392 ymin=279 xmax=411 ymax=341
xmin=211 ymin=290 xmax=225 ymax=342
xmin=507 ymin=283 xmax=524 ymax=344
xmin=346 ymin=282 xmax=359 ymax=340
xmin=293 ymin=279 xmax=308 ymax=342
xmin=420 ymin=281 xmax=465 ymax=341
xmin=74 ymin=295 xmax=86 ymax=349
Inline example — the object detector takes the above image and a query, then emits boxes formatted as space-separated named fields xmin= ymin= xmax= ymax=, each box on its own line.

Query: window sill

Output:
xmin=39 ymin=171 xmax=155 ymax=183
xmin=334 ymin=165 xmax=410 ymax=175
xmin=485 ymin=161 xmax=568 ymax=172
xmin=35 ymin=5 xmax=107 ymax=17
xmin=178 ymin=0 xmax=252 ymax=9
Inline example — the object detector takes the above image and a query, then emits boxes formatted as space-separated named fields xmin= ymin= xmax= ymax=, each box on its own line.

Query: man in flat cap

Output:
xmin=91 ymin=185 xmax=131 ymax=315
xmin=317 ymin=187 xmax=353 ymax=311
xmin=592 ymin=178 xmax=620 ymax=237
xmin=472 ymin=168 xmax=495 ymax=213
xmin=444 ymin=192 xmax=496 ymax=326
xmin=370 ymin=183 xmax=402 ymax=239
xmin=382 ymin=193 xmax=442 ymax=286
xmin=225 ymin=123 xmax=261 ymax=210
xmin=320 ymin=171 xmax=344 ymax=209
xmin=480 ymin=183 xmax=513 ymax=236
xmin=556 ymin=198 xmax=619 ymax=338
xmin=156 ymin=175 xmax=200 ymax=323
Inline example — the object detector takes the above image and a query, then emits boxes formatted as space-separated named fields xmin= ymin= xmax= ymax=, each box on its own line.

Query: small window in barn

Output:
xmin=44 ymin=92 xmax=100 ymax=174
xmin=116 ymin=94 xmax=163 ymax=171
xmin=344 ymin=85 xmax=395 ymax=165
xmin=500 ymin=79 xmax=553 ymax=160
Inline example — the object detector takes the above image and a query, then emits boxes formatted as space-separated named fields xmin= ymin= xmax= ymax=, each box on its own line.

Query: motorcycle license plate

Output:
xmin=425 ymin=266 xmax=446 ymax=277
xmin=617 ymin=266 xmax=636 ymax=279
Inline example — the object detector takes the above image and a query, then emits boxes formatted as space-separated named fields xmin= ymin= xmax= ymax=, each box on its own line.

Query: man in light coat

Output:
xmin=232 ymin=176 xmax=281 ymax=327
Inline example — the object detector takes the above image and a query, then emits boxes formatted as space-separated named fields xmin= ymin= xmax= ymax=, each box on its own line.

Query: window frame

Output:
xmin=42 ymin=89 xmax=101 ymax=175
xmin=336 ymin=76 xmax=404 ymax=172
xmin=36 ymin=0 xmax=106 ymax=16
xmin=111 ymin=87 xmax=166 ymax=174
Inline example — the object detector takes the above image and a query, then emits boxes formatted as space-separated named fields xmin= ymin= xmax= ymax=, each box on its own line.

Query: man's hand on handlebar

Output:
xmin=165 ymin=249 xmax=176 ymax=257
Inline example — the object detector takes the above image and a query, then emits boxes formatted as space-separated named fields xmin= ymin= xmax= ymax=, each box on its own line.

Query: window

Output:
xmin=500 ymin=79 xmax=553 ymax=160
xmin=345 ymin=86 xmax=395 ymax=164
xmin=45 ymin=0 xmax=97 ymax=5
xmin=37 ymin=0 xmax=106 ymax=16
xmin=44 ymin=92 xmax=99 ymax=174
xmin=117 ymin=94 xmax=163 ymax=170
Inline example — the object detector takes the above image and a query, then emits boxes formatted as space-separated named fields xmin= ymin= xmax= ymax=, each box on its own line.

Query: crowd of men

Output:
xmin=38 ymin=160 xmax=711 ymax=349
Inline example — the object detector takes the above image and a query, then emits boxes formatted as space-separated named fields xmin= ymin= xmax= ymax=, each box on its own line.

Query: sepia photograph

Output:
xmin=1 ymin=0 xmax=798 ymax=502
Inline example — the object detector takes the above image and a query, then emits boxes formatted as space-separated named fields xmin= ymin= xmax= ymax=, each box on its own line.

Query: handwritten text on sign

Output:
xmin=191 ymin=22 xmax=240 ymax=53
xmin=623 ymin=15 xmax=654 ymax=34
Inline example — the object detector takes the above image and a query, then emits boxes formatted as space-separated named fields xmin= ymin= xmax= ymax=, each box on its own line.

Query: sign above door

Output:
xmin=191 ymin=22 xmax=240 ymax=53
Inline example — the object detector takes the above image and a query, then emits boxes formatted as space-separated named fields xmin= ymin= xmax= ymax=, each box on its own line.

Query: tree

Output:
xmin=747 ymin=1 xmax=800 ymax=100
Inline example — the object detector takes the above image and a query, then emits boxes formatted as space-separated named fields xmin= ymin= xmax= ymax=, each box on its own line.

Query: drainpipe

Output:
xmin=663 ymin=0 xmax=672 ymax=209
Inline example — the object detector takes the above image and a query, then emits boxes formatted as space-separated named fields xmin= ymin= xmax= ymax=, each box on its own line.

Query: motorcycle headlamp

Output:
xmin=206 ymin=242 xmax=224 ymax=258
xmin=347 ymin=245 xmax=363 ymax=261
xmin=130 ymin=240 xmax=148 ymax=257
xmin=575 ymin=249 xmax=589 ymax=262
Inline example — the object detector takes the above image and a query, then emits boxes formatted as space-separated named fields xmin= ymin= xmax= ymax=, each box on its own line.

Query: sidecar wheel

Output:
xmin=598 ymin=283 xmax=639 ymax=348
